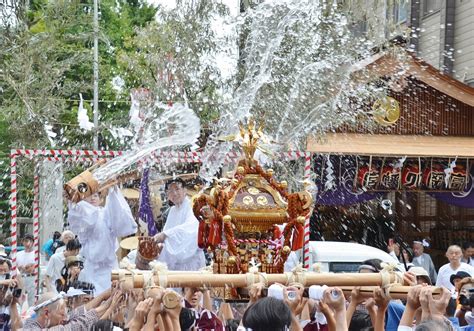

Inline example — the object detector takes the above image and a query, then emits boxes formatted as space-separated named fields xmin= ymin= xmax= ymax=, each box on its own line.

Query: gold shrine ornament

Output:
xmin=372 ymin=96 xmax=400 ymax=126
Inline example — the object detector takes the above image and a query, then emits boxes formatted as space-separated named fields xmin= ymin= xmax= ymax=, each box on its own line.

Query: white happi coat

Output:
xmin=68 ymin=187 xmax=137 ymax=294
xmin=158 ymin=197 xmax=206 ymax=270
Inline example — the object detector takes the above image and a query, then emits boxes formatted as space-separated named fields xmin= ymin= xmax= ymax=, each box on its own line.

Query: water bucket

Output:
xmin=136 ymin=237 xmax=159 ymax=270
xmin=64 ymin=170 xmax=99 ymax=203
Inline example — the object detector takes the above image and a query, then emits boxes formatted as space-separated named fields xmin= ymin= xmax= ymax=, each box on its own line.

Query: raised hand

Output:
xmin=350 ymin=286 xmax=365 ymax=305
xmin=428 ymin=287 xmax=451 ymax=318
xmin=373 ymin=287 xmax=389 ymax=309
xmin=248 ymin=282 xmax=264 ymax=304
xmin=406 ymin=285 xmax=423 ymax=310
xmin=284 ymin=286 xmax=306 ymax=316
xmin=403 ymin=272 xmax=417 ymax=286
xmin=323 ymin=287 xmax=345 ymax=313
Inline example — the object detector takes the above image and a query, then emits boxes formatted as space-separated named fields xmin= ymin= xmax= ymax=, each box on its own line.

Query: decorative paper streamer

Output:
xmin=324 ymin=155 xmax=335 ymax=191
xmin=444 ymin=158 xmax=457 ymax=187
xmin=77 ymin=93 xmax=94 ymax=131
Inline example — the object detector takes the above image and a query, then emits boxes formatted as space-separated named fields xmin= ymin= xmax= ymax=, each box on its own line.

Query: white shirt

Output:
xmin=157 ymin=197 xmax=206 ymax=271
xmin=435 ymin=262 xmax=474 ymax=292
xmin=45 ymin=251 xmax=66 ymax=291
xmin=16 ymin=250 xmax=35 ymax=268
xmin=55 ymin=246 xmax=66 ymax=254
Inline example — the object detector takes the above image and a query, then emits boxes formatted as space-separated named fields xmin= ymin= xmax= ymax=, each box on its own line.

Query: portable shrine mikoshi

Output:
xmin=191 ymin=119 xmax=313 ymax=282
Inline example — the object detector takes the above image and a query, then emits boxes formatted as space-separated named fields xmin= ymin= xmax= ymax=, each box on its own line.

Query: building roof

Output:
xmin=350 ymin=49 xmax=474 ymax=107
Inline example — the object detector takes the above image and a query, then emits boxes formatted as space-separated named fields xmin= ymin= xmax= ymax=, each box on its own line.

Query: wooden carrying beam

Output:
xmin=111 ymin=270 xmax=401 ymax=289
xmin=339 ymin=285 xmax=442 ymax=301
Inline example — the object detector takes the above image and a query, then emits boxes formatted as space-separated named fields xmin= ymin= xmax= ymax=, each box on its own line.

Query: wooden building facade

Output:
xmin=307 ymin=49 xmax=474 ymax=267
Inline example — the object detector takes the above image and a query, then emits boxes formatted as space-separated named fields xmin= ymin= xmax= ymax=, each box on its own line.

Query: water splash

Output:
xmin=93 ymin=103 xmax=200 ymax=184
xmin=200 ymin=0 xmax=389 ymax=181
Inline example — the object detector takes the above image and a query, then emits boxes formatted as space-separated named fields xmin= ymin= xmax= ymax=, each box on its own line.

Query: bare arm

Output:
xmin=9 ymin=300 xmax=22 ymax=331
xmin=399 ymin=286 xmax=422 ymax=327
xmin=202 ymin=289 xmax=213 ymax=311
xmin=372 ymin=288 xmax=389 ymax=331
xmin=323 ymin=288 xmax=348 ymax=331
xmin=346 ymin=287 xmax=363 ymax=326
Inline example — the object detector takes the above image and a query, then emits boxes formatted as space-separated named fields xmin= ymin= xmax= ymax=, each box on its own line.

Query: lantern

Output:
xmin=448 ymin=166 xmax=467 ymax=191
xmin=358 ymin=166 xmax=379 ymax=189
xmin=422 ymin=164 xmax=445 ymax=190
xmin=401 ymin=164 xmax=421 ymax=189
xmin=379 ymin=166 xmax=401 ymax=189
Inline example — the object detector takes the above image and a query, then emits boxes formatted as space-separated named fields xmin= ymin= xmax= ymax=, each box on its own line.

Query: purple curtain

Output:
xmin=139 ymin=168 xmax=158 ymax=236
xmin=430 ymin=175 xmax=474 ymax=208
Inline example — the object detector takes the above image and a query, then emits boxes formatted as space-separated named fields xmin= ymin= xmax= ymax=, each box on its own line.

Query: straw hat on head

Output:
xmin=408 ymin=266 xmax=431 ymax=284
xmin=65 ymin=255 xmax=84 ymax=269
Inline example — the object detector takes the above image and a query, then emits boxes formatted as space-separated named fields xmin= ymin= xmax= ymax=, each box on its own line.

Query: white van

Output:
xmin=284 ymin=241 xmax=405 ymax=273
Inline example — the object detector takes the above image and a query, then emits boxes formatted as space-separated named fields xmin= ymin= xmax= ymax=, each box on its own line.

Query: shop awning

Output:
xmin=307 ymin=133 xmax=474 ymax=158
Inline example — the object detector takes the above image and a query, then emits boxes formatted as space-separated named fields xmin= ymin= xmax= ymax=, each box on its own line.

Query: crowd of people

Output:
xmin=0 ymin=178 xmax=473 ymax=330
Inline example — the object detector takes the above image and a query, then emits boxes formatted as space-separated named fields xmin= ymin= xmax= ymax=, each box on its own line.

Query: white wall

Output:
xmin=418 ymin=11 xmax=441 ymax=69
xmin=453 ymin=0 xmax=474 ymax=83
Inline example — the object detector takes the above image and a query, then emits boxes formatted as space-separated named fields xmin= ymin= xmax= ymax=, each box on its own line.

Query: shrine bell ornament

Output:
xmin=379 ymin=165 xmax=401 ymax=189
xmin=357 ymin=166 xmax=379 ymax=189
xmin=447 ymin=166 xmax=467 ymax=191
xmin=422 ymin=164 xmax=445 ymax=190
xmin=401 ymin=164 xmax=421 ymax=189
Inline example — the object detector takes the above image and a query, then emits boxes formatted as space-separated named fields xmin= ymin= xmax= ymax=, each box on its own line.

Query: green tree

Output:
xmin=118 ymin=1 xmax=232 ymax=126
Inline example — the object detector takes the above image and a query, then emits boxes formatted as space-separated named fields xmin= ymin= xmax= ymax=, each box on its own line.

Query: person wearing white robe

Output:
xmin=67 ymin=186 xmax=137 ymax=295
xmin=154 ymin=178 xmax=206 ymax=271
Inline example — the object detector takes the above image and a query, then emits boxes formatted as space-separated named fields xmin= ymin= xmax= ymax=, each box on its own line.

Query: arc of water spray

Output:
xmin=93 ymin=103 xmax=200 ymax=184
xmin=200 ymin=2 xmax=309 ymax=181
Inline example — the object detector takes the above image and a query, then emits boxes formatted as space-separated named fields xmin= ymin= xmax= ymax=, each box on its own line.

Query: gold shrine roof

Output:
xmin=225 ymin=174 xmax=287 ymax=232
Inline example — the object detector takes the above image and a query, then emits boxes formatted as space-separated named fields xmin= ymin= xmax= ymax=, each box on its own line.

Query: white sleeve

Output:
xmin=67 ymin=200 xmax=100 ymax=238
xmin=45 ymin=256 xmax=56 ymax=277
xmin=162 ymin=215 xmax=199 ymax=260
xmin=104 ymin=187 xmax=137 ymax=237
xmin=389 ymin=250 xmax=398 ymax=262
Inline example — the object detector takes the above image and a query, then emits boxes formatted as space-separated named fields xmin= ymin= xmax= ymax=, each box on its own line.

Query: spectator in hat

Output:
xmin=154 ymin=178 xmax=206 ymax=271
xmin=449 ymin=271 xmax=471 ymax=294
xmin=44 ymin=238 xmax=81 ymax=293
xmin=412 ymin=239 xmax=437 ymax=284
xmin=407 ymin=266 xmax=431 ymax=285
xmin=16 ymin=233 xmax=36 ymax=306
xmin=436 ymin=245 xmax=474 ymax=294
xmin=461 ymin=242 xmax=474 ymax=267
xmin=56 ymin=255 xmax=85 ymax=294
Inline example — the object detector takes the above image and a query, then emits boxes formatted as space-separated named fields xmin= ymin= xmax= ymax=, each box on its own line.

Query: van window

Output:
xmin=329 ymin=262 xmax=362 ymax=273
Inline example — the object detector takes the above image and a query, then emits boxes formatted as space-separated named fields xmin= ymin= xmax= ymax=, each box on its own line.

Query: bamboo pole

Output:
xmin=339 ymin=285 xmax=442 ymax=300
xmin=111 ymin=270 xmax=401 ymax=289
